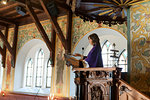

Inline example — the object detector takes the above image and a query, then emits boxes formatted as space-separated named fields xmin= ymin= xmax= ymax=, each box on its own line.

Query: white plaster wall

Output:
xmin=0 ymin=66 xmax=3 ymax=90
xmin=0 ymin=55 xmax=3 ymax=90
xmin=14 ymin=39 xmax=50 ymax=94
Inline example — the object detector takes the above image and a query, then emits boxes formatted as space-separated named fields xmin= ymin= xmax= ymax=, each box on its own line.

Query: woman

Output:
xmin=65 ymin=33 xmax=103 ymax=68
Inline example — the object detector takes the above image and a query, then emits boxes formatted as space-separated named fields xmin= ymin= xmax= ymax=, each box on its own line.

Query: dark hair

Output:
xmin=88 ymin=33 xmax=100 ymax=46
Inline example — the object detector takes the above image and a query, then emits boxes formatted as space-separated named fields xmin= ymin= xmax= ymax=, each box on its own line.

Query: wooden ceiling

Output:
xmin=0 ymin=0 xmax=68 ymax=29
xmin=74 ymin=0 xmax=145 ymax=26
xmin=0 ymin=0 xmax=146 ymax=29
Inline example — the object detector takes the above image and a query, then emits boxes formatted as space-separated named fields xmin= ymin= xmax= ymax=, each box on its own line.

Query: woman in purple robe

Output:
xmin=73 ymin=33 xmax=103 ymax=68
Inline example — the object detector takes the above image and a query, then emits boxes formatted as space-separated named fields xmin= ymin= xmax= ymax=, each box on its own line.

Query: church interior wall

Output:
xmin=0 ymin=12 xmax=129 ymax=97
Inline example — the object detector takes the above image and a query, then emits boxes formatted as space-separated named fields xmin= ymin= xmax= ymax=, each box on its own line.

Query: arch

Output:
xmin=70 ymin=28 xmax=127 ymax=96
xmin=72 ymin=28 xmax=127 ymax=56
xmin=72 ymin=27 xmax=127 ymax=54
xmin=14 ymin=39 xmax=50 ymax=94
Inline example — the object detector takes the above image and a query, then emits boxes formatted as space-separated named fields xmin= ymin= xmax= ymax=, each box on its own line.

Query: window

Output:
xmin=46 ymin=59 xmax=52 ymax=88
xmin=118 ymin=50 xmax=127 ymax=72
xmin=102 ymin=41 xmax=113 ymax=67
xmin=24 ymin=48 xmax=52 ymax=89
xmin=26 ymin=58 xmax=33 ymax=87
xmin=35 ymin=49 xmax=44 ymax=87
xmin=102 ymin=41 xmax=127 ymax=72
xmin=14 ymin=39 xmax=51 ymax=94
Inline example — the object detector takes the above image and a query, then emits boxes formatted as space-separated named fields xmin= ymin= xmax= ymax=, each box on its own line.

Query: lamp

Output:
xmin=1 ymin=0 xmax=8 ymax=5
xmin=16 ymin=6 xmax=26 ymax=16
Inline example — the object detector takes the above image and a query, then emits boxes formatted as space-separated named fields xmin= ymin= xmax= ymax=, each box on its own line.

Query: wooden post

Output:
xmin=0 ymin=47 xmax=4 ymax=55
xmin=39 ymin=0 xmax=68 ymax=50
xmin=66 ymin=10 xmax=72 ymax=53
xmin=2 ymin=26 xmax=9 ymax=68
xmin=0 ymin=30 xmax=13 ymax=56
xmin=26 ymin=0 xmax=54 ymax=53
xmin=50 ymin=26 xmax=56 ymax=66
xmin=12 ymin=24 xmax=18 ymax=67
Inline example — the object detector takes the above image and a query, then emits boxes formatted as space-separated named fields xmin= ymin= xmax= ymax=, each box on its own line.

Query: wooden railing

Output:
xmin=73 ymin=67 xmax=150 ymax=100
xmin=119 ymin=80 xmax=150 ymax=100
xmin=73 ymin=67 xmax=122 ymax=100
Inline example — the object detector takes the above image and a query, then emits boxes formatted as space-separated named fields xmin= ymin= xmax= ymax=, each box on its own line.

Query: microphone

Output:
xmin=82 ymin=47 xmax=84 ymax=55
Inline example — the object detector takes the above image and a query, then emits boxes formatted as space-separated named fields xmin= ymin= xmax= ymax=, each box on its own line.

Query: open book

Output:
xmin=64 ymin=54 xmax=79 ymax=68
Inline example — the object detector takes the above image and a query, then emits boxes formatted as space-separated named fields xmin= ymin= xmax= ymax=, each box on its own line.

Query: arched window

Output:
xmin=46 ymin=59 xmax=52 ymax=88
xmin=102 ymin=41 xmax=113 ymax=67
xmin=118 ymin=50 xmax=127 ymax=72
xmin=14 ymin=39 xmax=52 ymax=94
xmin=26 ymin=58 xmax=33 ymax=87
xmin=35 ymin=49 xmax=44 ymax=87
xmin=102 ymin=41 xmax=127 ymax=72
xmin=24 ymin=48 xmax=52 ymax=89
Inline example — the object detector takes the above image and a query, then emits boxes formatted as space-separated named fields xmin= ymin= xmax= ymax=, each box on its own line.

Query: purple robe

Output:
xmin=85 ymin=44 xmax=103 ymax=67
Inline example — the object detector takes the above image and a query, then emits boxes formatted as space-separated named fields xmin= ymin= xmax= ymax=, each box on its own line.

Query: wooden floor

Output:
xmin=0 ymin=92 xmax=72 ymax=100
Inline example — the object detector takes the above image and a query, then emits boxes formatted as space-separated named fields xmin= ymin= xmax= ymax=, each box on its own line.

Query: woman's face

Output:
xmin=88 ymin=38 xmax=93 ymax=45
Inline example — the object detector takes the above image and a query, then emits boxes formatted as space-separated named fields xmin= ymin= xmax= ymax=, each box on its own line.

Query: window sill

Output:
xmin=14 ymin=87 xmax=50 ymax=96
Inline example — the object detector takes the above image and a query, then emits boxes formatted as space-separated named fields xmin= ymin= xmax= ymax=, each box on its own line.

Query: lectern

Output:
xmin=73 ymin=67 xmax=122 ymax=100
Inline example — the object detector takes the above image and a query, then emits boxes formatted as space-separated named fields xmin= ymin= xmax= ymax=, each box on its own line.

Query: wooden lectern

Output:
xmin=73 ymin=67 xmax=122 ymax=100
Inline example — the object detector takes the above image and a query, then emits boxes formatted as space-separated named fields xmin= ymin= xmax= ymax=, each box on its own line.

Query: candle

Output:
xmin=51 ymin=94 xmax=54 ymax=100
xmin=49 ymin=94 xmax=55 ymax=100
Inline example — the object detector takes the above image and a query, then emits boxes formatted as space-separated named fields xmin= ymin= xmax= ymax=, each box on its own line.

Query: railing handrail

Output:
xmin=73 ymin=67 xmax=117 ymax=72
xmin=119 ymin=79 xmax=150 ymax=100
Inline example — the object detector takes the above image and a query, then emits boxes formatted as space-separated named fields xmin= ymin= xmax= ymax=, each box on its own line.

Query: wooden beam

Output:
xmin=50 ymin=27 xmax=56 ymax=66
xmin=26 ymin=0 xmax=54 ymax=53
xmin=0 ymin=22 xmax=7 ymax=26
xmin=0 ymin=3 xmax=18 ymax=12
xmin=0 ymin=30 xmax=13 ymax=55
xmin=56 ymin=1 xmax=72 ymax=12
xmin=39 ymin=0 xmax=68 ymax=50
xmin=11 ymin=10 xmax=41 ymax=19
xmin=2 ymin=26 xmax=9 ymax=68
xmin=12 ymin=24 xmax=18 ymax=68
xmin=0 ymin=16 xmax=16 ymax=24
xmin=2 ymin=10 xmax=17 ymax=17
xmin=66 ymin=11 xmax=72 ymax=53
xmin=0 ymin=47 xmax=4 ymax=55
xmin=15 ymin=0 xmax=43 ymax=11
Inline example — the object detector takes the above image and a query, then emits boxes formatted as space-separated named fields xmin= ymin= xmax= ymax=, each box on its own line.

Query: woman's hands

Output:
xmin=73 ymin=53 xmax=82 ymax=57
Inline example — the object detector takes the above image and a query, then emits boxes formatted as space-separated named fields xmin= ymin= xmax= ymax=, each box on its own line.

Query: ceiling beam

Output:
xmin=0 ymin=30 xmax=13 ymax=56
xmin=2 ymin=10 xmax=17 ymax=17
xmin=0 ymin=3 xmax=18 ymax=12
xmin=15 ymin=0 xmax=43 ymax=11
xmin=81 ymin=0 xmax=105 ymax=3
xmin=39 ymin=0 xmax=68 ymax=50
xmin=0 ymin=16 xmax=16 ymax=24
xmin=56 ymin=1 xmax=72 ymax=12
xmin=12 ymin=10 xmax=41 ymax=19
xmin=0 ymin=22 xmax=8 ymax=26
xmin=26 ymin=0 xmax=54 ymax=53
